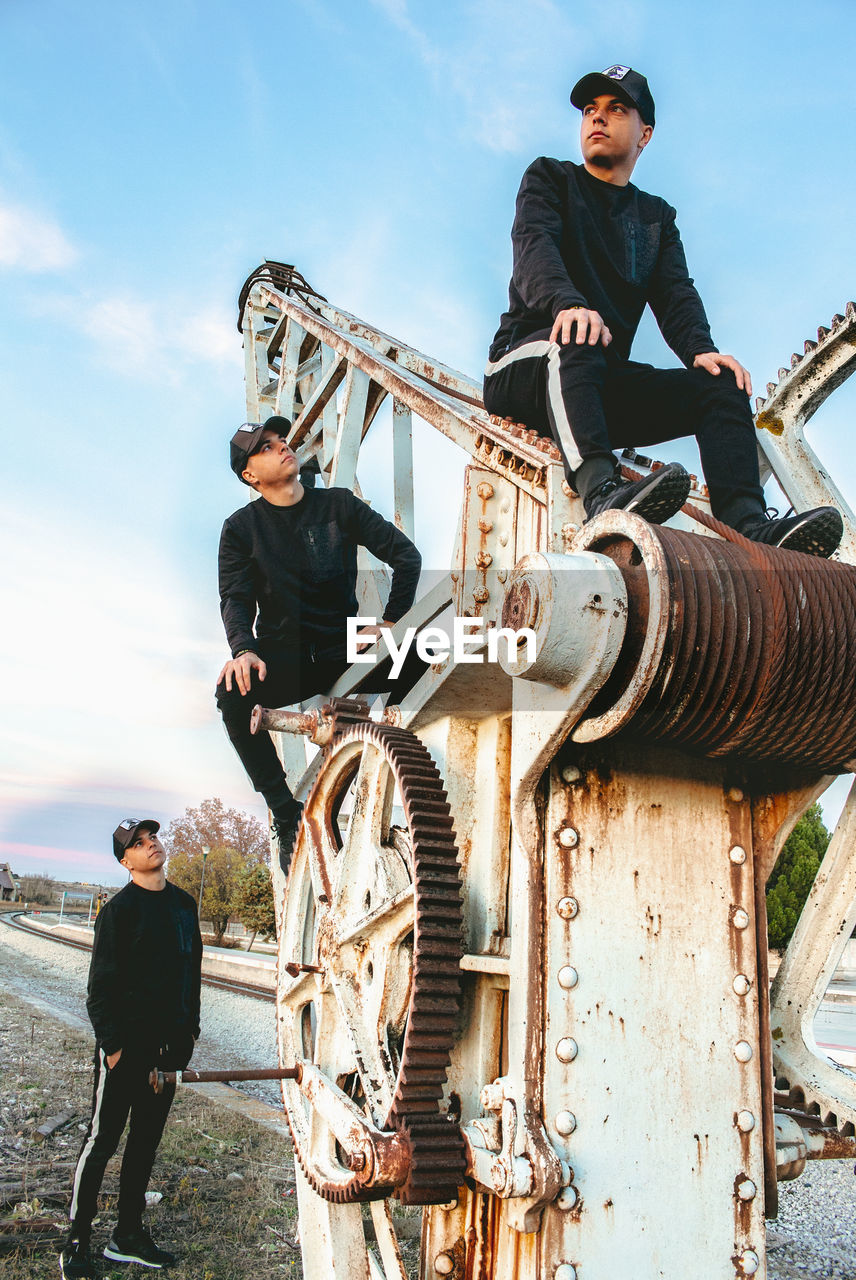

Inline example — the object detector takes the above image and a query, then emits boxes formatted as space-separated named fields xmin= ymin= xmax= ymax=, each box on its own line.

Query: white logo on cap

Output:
xmin=604 ymin=65 xmax=630 ymax=80
xmin=120 ymin=819 xmax=138 ymax=830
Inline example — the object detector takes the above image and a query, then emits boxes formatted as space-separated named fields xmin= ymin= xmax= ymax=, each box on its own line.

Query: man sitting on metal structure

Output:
xmin=61 ymin=818 xmax=201 ymax=1279
xmin=484 ymin=64 xmax=843 ymax=557
xmin=216 ymin=418 xmax=422 ymax=867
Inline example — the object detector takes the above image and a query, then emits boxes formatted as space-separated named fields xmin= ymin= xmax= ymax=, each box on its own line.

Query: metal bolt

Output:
xmin=555 ymin=1110 xmax=577 ymax=1136
xmin=736 ymin=1178 xmax=757 ymax=1201
xmin=732 ymin=908 xmax=750 ymax=930
xmin=434 ymin=1252 xmax=455 ymax=1276
xmin=729 ymin=845 xmax=747 ymax=865
xmin=476 ymin=482 xmax=494 ymax=500
xmin=555 ymin=1267 xmax=577 ymax=1280
xmin=558 ymin=826 xmax=580 ymax=849
xmin=736 ymin=1110 xmax=755 ymax=1132
xmin=557 ymin=897 xmax=579 ymax=920
xmin=561 ymin=764 xmax=582 ymax=784
xmin=728 ymin=787 xmax=744 ymax=803
xmin=556 ymin=1038 xmax=578 ymax=1063
xmin=347 ymin=1150 xmax=366 ymax=1171
xmin=738 ymin=1249 xmax=760 ymax=1275
xmin=556 ymin=1185 xmax=579 ymax=1212
xmin=558 ymin=965 xmax=579 ymax=990
xmin=734 ymin=1040 xmax=753 ymax=1063
xmin=733 ymin=974 xmax=751 ymax=996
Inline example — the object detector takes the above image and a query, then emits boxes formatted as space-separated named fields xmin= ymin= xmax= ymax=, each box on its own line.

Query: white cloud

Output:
xmin=46 ymin=290 xmax=243 ymax=382
xmin=0 ymin=199 xmax=78 ymax=271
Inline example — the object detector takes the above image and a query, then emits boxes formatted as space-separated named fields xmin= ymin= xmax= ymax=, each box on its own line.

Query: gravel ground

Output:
xmin=0 ymin=917 xmax=280 ymax=1106
xmin=3 ymin=915 xmax=855 ymax=1276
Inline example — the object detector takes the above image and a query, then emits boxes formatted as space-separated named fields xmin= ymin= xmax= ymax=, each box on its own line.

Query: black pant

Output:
xmin=69 ymin=1037 xmax=192 ymax=1239
xmin=483 ymin=328 xmax=765 ymax=528
xmin=216 ymin=643 xmax=349 ymax=818
xmin=216 ymin=640 xmax=429 ymax=818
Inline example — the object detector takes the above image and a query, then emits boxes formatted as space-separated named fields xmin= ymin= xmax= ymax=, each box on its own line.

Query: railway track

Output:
xmin=0 ymin=911 xmax=275 ymax=1003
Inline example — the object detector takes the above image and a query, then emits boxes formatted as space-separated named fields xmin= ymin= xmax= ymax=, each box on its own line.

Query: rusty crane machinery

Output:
xmin=236 ymin=262 xmax=856 ymax=1279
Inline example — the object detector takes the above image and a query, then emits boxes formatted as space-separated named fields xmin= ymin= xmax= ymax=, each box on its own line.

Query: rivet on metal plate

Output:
xmin=733 ymin=974 xmax=752 ymax=996
xmin=732 ymin=908 xmax=750 ymax=930
xmin=556 ymin=1037 xmax=578 ymax=1063
xmin=557 ymin=897 xmax=579 ymax=920
xmin=736 ymin=1110 xmax=755 ymax=1132
xmin=558 ymin=965 xmax=579 ymax=990
xmin=734 ymin=1041 xmax=753 ymax=1063
xmin=729 ymin=845 xmax=747 ymax=865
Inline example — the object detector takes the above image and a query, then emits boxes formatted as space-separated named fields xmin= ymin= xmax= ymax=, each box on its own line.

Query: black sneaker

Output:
xmin=60 ymin=1237 xmax=96 ymax=1279
xmin=103 ymin=1227 xmax=175 ymax=1268
xmin=272 ymin=800 xmax=304 ymax=876
xmin=739 ymin=506 xmax=843 ymax=558
xmin=584 ymin=462 xmax=691 ymax=525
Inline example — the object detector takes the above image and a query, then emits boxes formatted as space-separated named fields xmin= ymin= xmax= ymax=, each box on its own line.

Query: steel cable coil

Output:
xmin=583 ymin=479 xmax=856 ymax=770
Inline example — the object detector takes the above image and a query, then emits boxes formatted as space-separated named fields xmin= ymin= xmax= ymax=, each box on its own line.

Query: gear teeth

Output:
xmin=831 ymin=313 xmax=845 ymax=329
xmin=817 ymin=325 xmax=830 ymax=341
xmin=778 ymin=367 xmax=789 ymax=381
xmin=767 ymin=381 xmax=777 ymax=397
xmin=755 ymin=397 xmax=765 ymax=411
xmin=804 ymin=339 xmax=817 ymax=354
xmin=846 ymin=301 xmax=855 ymax=318
xmin=282 ymin=716 xmax=465 ymax=1206
xmin=791 ymin=352 xmax=801 ymax=368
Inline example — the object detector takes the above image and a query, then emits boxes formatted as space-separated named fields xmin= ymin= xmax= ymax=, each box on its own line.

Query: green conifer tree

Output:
xmin=766 ymin=802 xmax=830 ymax=951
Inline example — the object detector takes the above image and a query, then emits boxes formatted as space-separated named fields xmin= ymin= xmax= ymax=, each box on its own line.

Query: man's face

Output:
xmin=121 ymin=825 xmax=166 ymax=874
xmin=580 ymin=93 xmax=652 ymax=169
xmin=242 ymin=429 xmax=299 ymax=488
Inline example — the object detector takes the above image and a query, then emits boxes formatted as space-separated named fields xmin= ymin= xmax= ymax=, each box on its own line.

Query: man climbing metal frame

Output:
xmin=483 ymin=64 xmax=843 ymax=556
xmin=215 ymin=417 xmax=422 ymax=869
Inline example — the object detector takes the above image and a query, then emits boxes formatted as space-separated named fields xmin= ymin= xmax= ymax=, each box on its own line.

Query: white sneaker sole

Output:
xmin=103 ymin=1244 xmax=165 ymax=1267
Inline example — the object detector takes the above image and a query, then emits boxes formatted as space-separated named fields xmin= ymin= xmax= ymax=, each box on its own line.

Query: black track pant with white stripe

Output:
xmin=69 ymin=1040 xmax=188 ymax=1239
xmin=483 ymin=328 xmax=764 ymax=529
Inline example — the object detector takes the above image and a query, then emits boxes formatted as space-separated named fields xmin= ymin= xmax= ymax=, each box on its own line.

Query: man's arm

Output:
xmin=218 ymin=520 xmax=259 ymax=658
xmin=342 ymin=494 xmax=422 ymax=623
xmin=512 ymin=158 xmax=611 ymax=347
xmin=190 ymin=906 xmax=202 ymax=1042
xmin=648 ymin=208 xmax=752 ymax=392
xmin=86 ymin=905 xmax=124 ymax=1062
xmin=647 ymin=207 xmax=718 ymax=367
xmin=511 ymin=158 xmax=589 ymax=319
xmin=218 ymin=520 xmax=268 ymax=693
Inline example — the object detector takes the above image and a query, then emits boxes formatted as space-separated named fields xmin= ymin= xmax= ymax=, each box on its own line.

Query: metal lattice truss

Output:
xmin=241 ymin=264 xmax=856 ymax=1280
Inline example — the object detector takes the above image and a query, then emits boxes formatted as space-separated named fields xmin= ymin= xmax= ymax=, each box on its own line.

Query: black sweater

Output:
xmin=490 ymin=157 xmax=716 ymax=367
xmin=218 ymin=486 xmax=422 ymax=658
xmin=86 ymin=881 xmax=202 ymax=1056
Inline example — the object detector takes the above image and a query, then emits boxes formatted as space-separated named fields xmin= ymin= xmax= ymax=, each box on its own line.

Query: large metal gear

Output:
xmin=276 ymin=718 xmax=467 ymax=1206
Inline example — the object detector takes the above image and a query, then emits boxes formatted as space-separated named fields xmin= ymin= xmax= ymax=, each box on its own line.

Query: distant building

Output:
xmin=0 ymin=863 xmax=18 ymax=902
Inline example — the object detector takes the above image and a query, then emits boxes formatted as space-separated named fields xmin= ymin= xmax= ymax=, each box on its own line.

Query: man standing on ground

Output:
xmin=60 ymin=819 xmax=201 ymax=1278
xmin=484 ymin=64 xmax=842 ymax=556
xmin=216 ymin=417 xmax=422 ymax=870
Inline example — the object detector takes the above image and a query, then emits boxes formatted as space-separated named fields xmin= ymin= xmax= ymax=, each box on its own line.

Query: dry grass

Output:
xmin=1 ymin=989 xmax=301 ymax=1278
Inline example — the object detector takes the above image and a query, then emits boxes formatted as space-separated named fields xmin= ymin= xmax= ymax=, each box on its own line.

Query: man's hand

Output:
xmin=550 ymin=307 xmax=612 ymax=348
xmin=106 ymin=1048 xmax=122 ymax=1070
xmin=693 ymin=352 xmax=753 ymax=396
xmin=218 ymin=651 xmax=267 ymax=695
xmin=353 ymin=621 xmax=393 ymax=651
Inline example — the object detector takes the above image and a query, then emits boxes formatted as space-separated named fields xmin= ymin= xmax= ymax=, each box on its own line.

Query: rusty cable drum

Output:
xmin=574 ymin=505 xmax=856 ymax=770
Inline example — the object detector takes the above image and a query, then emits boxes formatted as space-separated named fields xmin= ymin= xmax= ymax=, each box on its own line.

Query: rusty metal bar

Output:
xmin=251 ymin=704 xmax=337 ymax=745
xmin=149 ymin=1065 xmax=301 ymax=1093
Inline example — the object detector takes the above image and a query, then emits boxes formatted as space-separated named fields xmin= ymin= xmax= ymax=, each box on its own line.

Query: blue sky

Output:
xmin=2 ymin=0 xmax=855 ymax=884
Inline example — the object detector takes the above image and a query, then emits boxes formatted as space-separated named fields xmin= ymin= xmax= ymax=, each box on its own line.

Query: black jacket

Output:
xmin=218 ymin=486 xmax=422 ymax=658
xmin=490 ymin=157 xmax=717 ymax=367
xmin=86 ymin=881 xmax=202 ymax=1056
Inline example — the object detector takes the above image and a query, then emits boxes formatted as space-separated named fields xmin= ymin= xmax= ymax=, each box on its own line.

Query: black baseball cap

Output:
xmin=229 ymin=415 xmax=293 ymax=483
xmin=570 ymin=65 xmax=655 ymax=127
xmin=112 ymin=817 xmax=160 ymax=861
